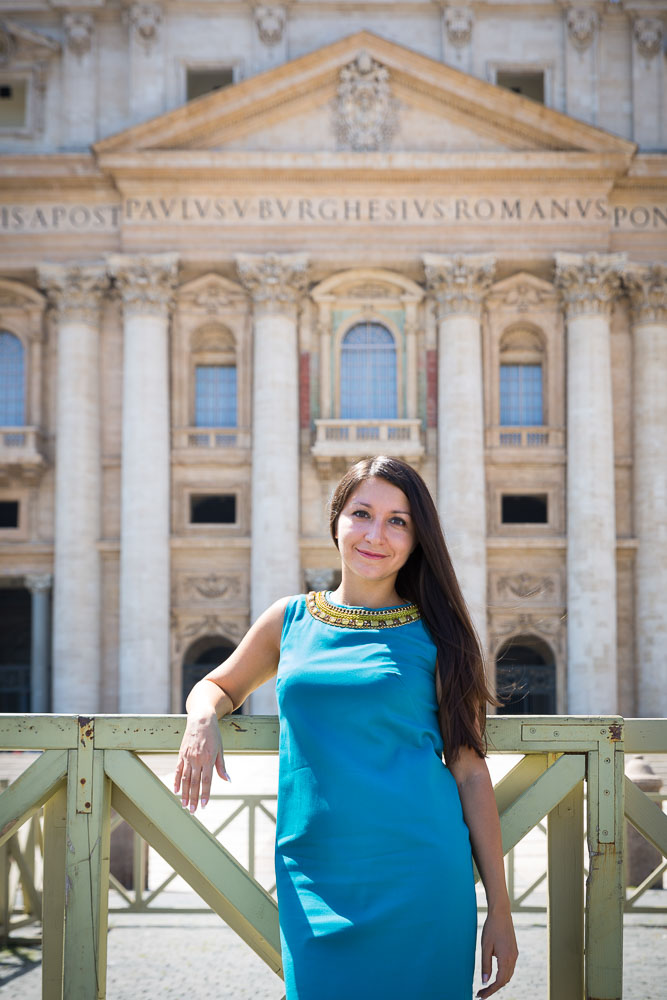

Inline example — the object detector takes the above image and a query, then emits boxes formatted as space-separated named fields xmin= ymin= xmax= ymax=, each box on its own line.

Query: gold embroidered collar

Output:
xmin=306 ymin=591 xmax=420 ymax=630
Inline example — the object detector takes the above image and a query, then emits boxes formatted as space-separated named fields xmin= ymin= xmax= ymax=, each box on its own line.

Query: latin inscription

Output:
xmin=1 ymin=196 xmax=665 ymax=232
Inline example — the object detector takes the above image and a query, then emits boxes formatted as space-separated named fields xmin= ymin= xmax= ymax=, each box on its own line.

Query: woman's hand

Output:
xmin=173 ymin=709 xmax=230 ymax=813
xmin=476 ymin=904 xmax=519 ymax=998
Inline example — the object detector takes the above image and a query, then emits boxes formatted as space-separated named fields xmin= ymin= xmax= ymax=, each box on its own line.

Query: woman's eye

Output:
xmin=390 ymin=517 xmax=407 ymax=527
xmin=351 ymin=509 xmax=370 ymax=518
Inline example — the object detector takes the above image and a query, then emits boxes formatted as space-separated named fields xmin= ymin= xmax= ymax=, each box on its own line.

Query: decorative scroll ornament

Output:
xmin=236 ymin=252 xmax=309 ymax=307
xmin=254 ymin=6 xmax=286 ymax=46
xmin=634 ymin=18 xmax=664 ymax=60
xmin=566 ymin=8 xmax=599 ymax=51
xmin=554 ymin=252 xmax=625 ymax=317
xmin=422 ymin=252 xmax=496 ymax=318
xmin=623 ymin=263 xmax=667 ymax=324
xmin=64 ymin=13 xmax=94 ymax=57
xmin=185 ymin=574 xmax=242 ymax=601
xmin=333 ymin=51 xmax=398 ymax=152
xmin=38 ymin=263 xmax=109 ymax=325
xmin=108 ymin=253 xmax=179 ymax=317
xmin=497 ymin=573 xmax=555 ymax=600
xmin=493 ymin=613 xmax=560 ymax=640
xmin=444 ymin=7 xmax=474 ymax=48
xmin=127 ymin=3 xmax=162 ymax=46
xmin=175 ymin=615 xmax=243 ymax=652
xmin=494 ymin=282 xmax=554 ymax=312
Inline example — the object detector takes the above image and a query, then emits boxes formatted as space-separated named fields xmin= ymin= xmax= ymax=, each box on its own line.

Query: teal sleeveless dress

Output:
xmin=275 ymin=592 xmax=477 ymax=1000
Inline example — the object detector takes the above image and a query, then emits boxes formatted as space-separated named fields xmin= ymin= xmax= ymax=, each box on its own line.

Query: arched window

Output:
xmin=192 ymin=324 xmax=237 ymax=428
xmin=340 ymin=322 xmax=397 ymax=419
xmin=496 ymin=635 xmax=556 ymax=715
xmin=499 ymin=327 xmax=545 ymax=426
xmin=0 ymin=331 xmax=25 ymax=426
xmin=181 ymin=636 xmax=238 ymax=713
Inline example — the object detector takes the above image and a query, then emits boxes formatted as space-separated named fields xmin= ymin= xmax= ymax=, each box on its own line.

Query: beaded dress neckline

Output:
xmin=306 ymin=590 xmax=421 ymax=630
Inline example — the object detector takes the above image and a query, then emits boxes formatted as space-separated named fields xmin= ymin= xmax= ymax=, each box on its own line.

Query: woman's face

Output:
xmin=335 ymin=476 xmax=416 ymax=587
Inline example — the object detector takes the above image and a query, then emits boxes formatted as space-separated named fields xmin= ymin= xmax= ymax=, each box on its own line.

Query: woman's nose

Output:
xmin=364 ymin=519 xmax=383 ymax=542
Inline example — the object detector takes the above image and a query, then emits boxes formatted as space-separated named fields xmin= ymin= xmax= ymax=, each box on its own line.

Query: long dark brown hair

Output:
xmin=329 ymin=456 xmax=499 ymax=764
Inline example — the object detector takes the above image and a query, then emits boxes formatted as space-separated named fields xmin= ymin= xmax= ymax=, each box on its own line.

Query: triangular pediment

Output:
xmin=95 ymin=32 xmax=635 ymax=160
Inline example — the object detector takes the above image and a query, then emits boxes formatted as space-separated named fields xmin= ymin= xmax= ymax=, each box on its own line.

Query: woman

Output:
xmin=175 ymin=456 xmax=518 ymax=999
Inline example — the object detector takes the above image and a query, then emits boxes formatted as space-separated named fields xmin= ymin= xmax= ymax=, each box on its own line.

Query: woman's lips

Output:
xmin=356 ymin=548 xmax=386 ymax=560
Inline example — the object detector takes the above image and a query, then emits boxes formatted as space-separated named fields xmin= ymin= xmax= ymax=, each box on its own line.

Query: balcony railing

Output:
xmin=0 ymin=426 xmax=47 ymax=479
xmin=312 ymin=419 xmax=424 ymax=461
xmin=172 ymin=427 xmax=251 ymax=452
xmin=486 ymin=426 xmax=565 ymax=449
xmin=0 ymin=714 xmax=665 ymax=1000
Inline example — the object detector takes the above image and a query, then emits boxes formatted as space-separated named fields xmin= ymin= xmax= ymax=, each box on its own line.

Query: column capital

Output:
xmin=108 ymin=252 xmax=179 ymax=319
xmin=38 ymin=262 xmax=109 ymax=325
xmin=422 ymin=252 xmax=495 ymax=319
xmin=554 ymin=251 xmax=626 ymax=318
xmin=25 ymin=572 xmax=53 ymax=593
xmin=623 ymin=263 xmax=667 ymax=326
xmin=235 ymin=252 xmax=310 ymax=311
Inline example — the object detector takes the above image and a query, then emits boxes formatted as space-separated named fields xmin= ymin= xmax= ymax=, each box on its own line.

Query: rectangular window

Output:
xmin=0 ymin=501 xmax=19 ymax=528
xmin=195 ymin=365 xmax=237 ymax=428
xmin=0 ymin=80 xmax=27 ymax=128
xmin=496 ymin=71 xmax=544 ymax=104
xmin=186 ymin=68 xmax=234 ymax=101
xmin=502 ymin=494 xmax=548 ymax=524
xmin=500 ymin=364 xmax=543 ymax=426
xmin=190 ymin=494 xmax=236 ymax=524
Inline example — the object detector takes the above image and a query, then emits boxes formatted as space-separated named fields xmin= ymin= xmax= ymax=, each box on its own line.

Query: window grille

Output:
xmin=340 ymin=323 xmax=397 ymax=419
xmin=500 ymin=364 xmax=542 ymax=425
xmin=0 ymin=331 xmax=25 ymax=426
xmin=195 ymin=365 xmax=237 ymax=427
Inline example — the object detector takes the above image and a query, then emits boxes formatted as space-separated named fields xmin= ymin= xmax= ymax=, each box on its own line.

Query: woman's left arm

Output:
xmin=449 ymin=746 xmax=519 ymax=999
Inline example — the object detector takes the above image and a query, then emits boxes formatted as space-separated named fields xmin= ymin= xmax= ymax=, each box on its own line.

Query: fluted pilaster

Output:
xmin=624 ymin=263 xmax=667 ymax=717
xmin=555 ymin=251 xmax=625 ymax=714
xmin=423 ymin=252 xmax=495 ymax=648
xmin=39 ymin=262 xmax=108 ymax=711
xmin=108 ymin=253 xmax=178 ymax=713
xmin=236 ymin=252 xmax=309 ymax=713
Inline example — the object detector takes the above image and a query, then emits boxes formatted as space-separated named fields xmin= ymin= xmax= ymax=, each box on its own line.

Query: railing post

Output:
xmin=585 ymin=722 xmax=624 ymax=1000
xmin=42 ymin=783 xmax=67 ymax=1000
xmin=62 ymin=719 xmax=112 ymax=1000
xmin=547 ymin=753 xmax=584 ymax=1000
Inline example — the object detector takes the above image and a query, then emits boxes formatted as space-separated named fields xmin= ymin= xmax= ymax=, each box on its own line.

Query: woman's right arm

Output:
xmin=174 ymin=596 xmax=289 ymax=812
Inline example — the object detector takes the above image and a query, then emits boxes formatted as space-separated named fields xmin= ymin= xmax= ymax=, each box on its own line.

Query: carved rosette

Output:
xmin=127 ymin=3 xmax=162 ymax=47
xmin=623 ymin=264 xmax=667 ymax=325
xmin=333 ymin=51 xmax=398 ymax=152
xmin=634 ymin=18 xmax=664 ymax=60
xmin=38 ymin=263 xmax=109 ymax=326
xmin=566 ymin=8 xmax=599 ymax=51
xmin=64 ymin=13 xmax=94 ymax=57
xmin=422 ymin=252 xmax=496 ymax=319
xmin=444 ymin=7 xmax=474 ymax=48
xmin=108 ymin=253 xmax=179 ymax=319
xmin=254 ymin=6 xmax=286 ymax=46
xmin=235 ymin=252 xmax=309 ymax=312
xmin=554 ymin=252 xmax=625 ymax=318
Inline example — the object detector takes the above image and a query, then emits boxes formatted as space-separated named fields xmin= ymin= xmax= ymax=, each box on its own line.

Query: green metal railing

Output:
xmin=0 ymin=714 xmax=665 ymax=1000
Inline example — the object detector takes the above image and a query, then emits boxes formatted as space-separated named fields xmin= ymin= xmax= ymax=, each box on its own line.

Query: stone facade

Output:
xmin=0 ymin=5 xmax=665 ymax=716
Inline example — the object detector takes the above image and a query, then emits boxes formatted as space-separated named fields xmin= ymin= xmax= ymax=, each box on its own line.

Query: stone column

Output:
xmin=555 ymin=252 xmax=625 ymax=715
xmin=38 ymin=263 xmax=108 ymax=712
xmin=624 ymin=264 xmax=667 ymax=718
xmin=108 ymin=253 xmax=178 ymax=714
xmin=25 ymin=573 xmax=52 ymax=713
xmin=236 ymin=252 xmax=309 ymax=713
xmin=423 ymin=253 xmax=495 ymax=649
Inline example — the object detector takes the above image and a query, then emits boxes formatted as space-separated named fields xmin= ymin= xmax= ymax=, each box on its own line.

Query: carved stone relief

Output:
xmin=333 ymin=51 xmax=398 ymax=152
xmin=108 ymin=253 xmax=179 ymax=318
xmin=634 ymin=18 xmax=664 ymax=61
xmin=444 ymin=8 xmax=474 ymax=48
xmin=127 ymin=3 xmax=162 ymax=47
xmin=623 ymin=263 xmax=667 ymax=325
xmin=554 ymin=252 xmax=625 ymax=317
xmin=175 ymin=615 xmax=244 ymax=653
xmin=496 ymin=573 xmax=556 ymax=601
xmin=565 ymin=9 xmax=598 ymax=51
xmin=183 ymin=573 xmax=243 ymax=602
xmin=254 ymin=6 xmax=286 ymax=47
xmin=495 ymin=282 xmax=554 ymax=313
xmin=0 ymin=28 xmax=14 ymax=65
xmin=64 ymin=14 xmax=94 ymax=57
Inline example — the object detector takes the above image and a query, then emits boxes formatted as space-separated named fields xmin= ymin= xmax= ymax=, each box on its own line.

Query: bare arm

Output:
xmin=174 ymin=596 xmax=288 ymax=812
xmin=449 ymin=746 xmax=518 ymax=998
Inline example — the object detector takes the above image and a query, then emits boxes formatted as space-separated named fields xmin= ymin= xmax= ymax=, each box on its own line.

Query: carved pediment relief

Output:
xmin=176 ymin=273 xmax=247 ymax=315
xmin=487 ymin=272 xmax=558 ymax=312
xmin=94 ymin=31 xmax=636 ymax=162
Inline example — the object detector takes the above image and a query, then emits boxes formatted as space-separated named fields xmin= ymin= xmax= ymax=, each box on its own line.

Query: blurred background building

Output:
xmin=0 ymin=0 xmax=665 ymax=717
